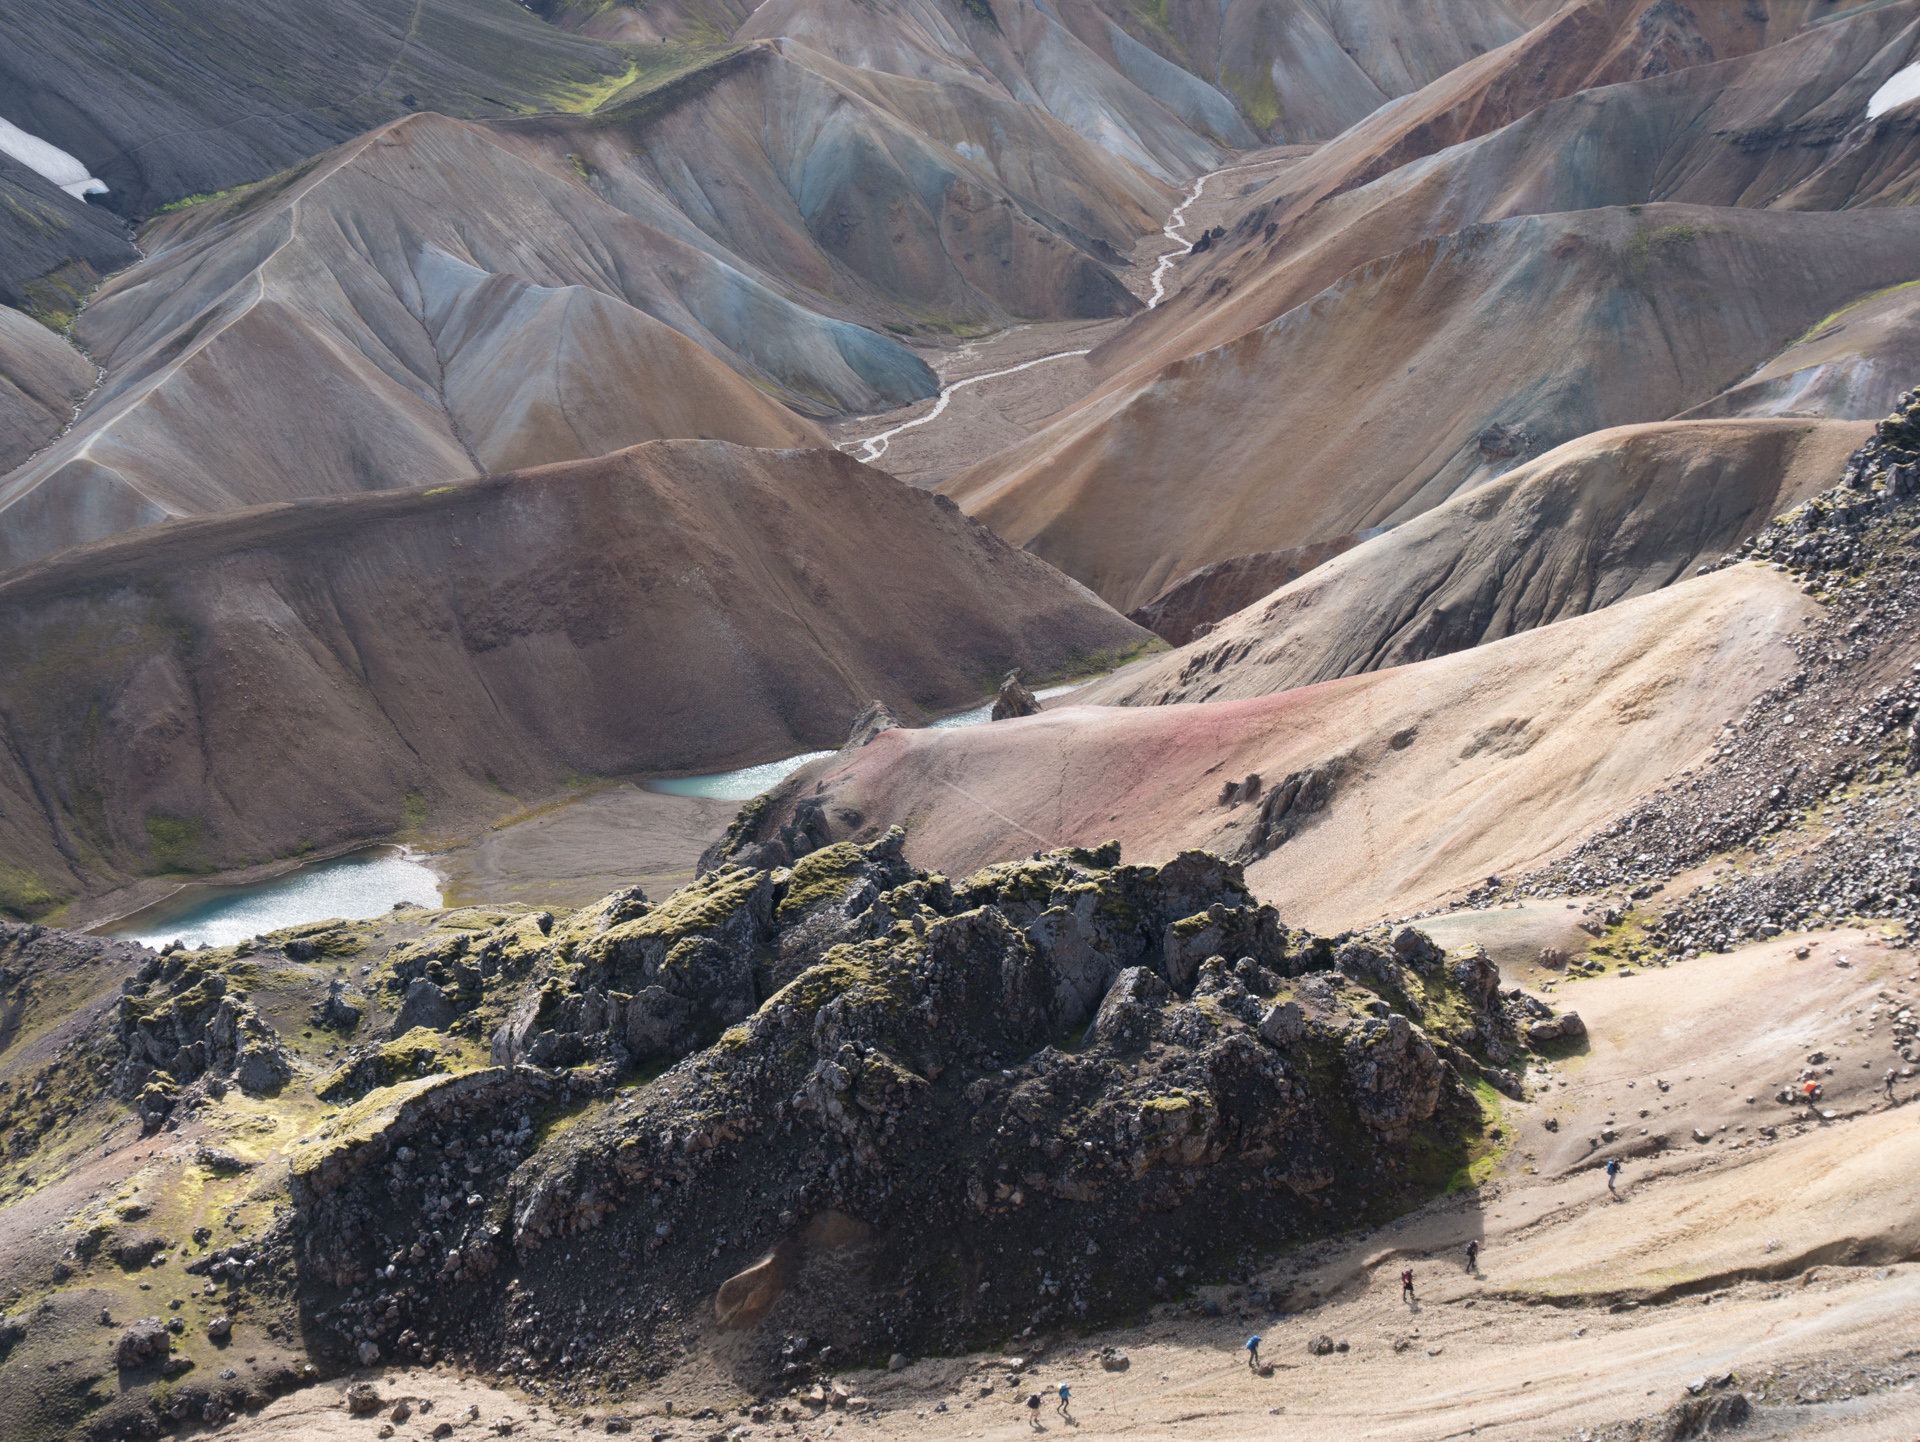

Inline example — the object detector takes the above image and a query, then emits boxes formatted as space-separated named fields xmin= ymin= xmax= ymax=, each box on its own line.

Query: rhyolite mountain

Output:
xmin=4 ymin=0 xmax=1920 ymax=1435
xmin=0 ymin=441 xmax=1147 ymax=913
xmin=941 ymin=0 xmax=1920 ymax=610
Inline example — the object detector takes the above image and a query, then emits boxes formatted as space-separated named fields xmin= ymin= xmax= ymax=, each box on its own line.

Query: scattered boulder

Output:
xmin=990 ymin=668 xmax=1041 ymax=720
xmin=1259 ymin=1000 xmax=1307 ymax=1047
xmin=1307 ymin=1334 xmax=1335 ymax=1356
xmin=206 ymin=1315 xmax=231 ymax=1339
xmin=347 ymin=1381 xmax=384 ymax=1414
xmin=1099 ymin=1348 xmax=1130 ymax=1371
xmin=1661 ymin=1391 xmax=1750 ymax=1440
xmin=391 ymin=979 xmax=457 ymax=1038
xmin=1217 ymin=774 xmax=1262 ymax=807
xmin=116 ymin=1318 xmax=170 ymax=1369
xmin=317 ymin=978 xmax=364 ymax=1031
xmin=111 ymin=1230 xmax=165 ymax=1269
xmin=1476 ymin=422 xmax=1534 ymax=460
xmin=358 ymin=1340 xmax=381 ymax=1366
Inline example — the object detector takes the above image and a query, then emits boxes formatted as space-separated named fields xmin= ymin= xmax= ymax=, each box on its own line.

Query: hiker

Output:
xmin=1025 ymin=1392 xmax=1043 ymax=1429
xmin=1886 ymin=1069 xmax=1899 ymax=1102
xmin=1465 ymin=1239 xmax=1479 ymax=1272
xmin=1056 ymin=1384 xmax=1071 ymax=1419
xmin=1246 ymin=1335 xmax=1262 ymax=1371
xmin=1605 ymin=1158 xmax=1621 ymax=1195
xmin=1401 ymin=1267 xmax=1415 ymax=1303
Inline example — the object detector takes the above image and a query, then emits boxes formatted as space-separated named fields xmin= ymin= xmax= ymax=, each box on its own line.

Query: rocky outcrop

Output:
xmin=280 ymin=836 xmax=1569 ymax=1379
xmin=113 ymin=950 xmax=295 ymax=1125
xmin=290 ymin=1068 xmax=557 ymax=1294
xmin=990 ymin=669 xmax=1042 ymax=721
xmin=844 ymin=701 xmax=904 ymax=749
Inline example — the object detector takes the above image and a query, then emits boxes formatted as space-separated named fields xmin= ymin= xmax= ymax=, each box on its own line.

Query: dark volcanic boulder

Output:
xmin=115 ymin=1318 xmax=168 ymax=1369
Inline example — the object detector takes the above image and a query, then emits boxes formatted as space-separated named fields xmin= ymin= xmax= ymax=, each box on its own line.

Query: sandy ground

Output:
xmin=756 ymin=566 xmax=1815 ymax=931
xmin=825 ymin=151 xmax=1307 ymax=491
xmin=200 ymin=928 xmax=1920 ymax=1442
xmin=428 ymin=785 xmax=736 ymax=911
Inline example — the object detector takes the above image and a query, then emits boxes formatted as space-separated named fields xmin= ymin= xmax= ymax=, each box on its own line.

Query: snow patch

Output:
xmin=1868 ymin=61 xmax=1920 ymax=119
xmin=0 ymin=117 xmax=108 ymax=199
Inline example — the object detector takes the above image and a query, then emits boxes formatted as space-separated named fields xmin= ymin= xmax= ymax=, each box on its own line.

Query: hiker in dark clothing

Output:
xmin=1886 ymin=1069 xmax=1900 ymax=1102
xmin=1401 ymin=1267 xmax=1415 ymax=1302
xmin=1605 ymin=1158 xmax=1621 ymax=1195
xmin=1026 ymin=1392 xmax=1043 ymax=1429
xmin=1465 ymin=1239 xmax=1479 ymax=1272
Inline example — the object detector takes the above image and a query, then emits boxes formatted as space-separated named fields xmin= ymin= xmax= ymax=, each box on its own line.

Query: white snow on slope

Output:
xmin=1868 ymin=61 xmax=1920 ymax=119
xmin=0 ymin=117 xmax=108 ymax=199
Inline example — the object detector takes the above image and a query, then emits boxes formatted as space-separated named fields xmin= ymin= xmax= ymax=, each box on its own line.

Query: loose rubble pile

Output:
xmin=1458 ymin=393 xmax=1920 ymax=958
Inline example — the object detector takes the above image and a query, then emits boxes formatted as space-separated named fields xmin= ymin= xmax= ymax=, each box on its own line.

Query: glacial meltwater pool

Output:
xmin=644 ymin=684 xmax=1085 ymax=802
xmin=103 ymin=848 xmax=444 ymax=950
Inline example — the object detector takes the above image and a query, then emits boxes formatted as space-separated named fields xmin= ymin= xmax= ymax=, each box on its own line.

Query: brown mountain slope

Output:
xmin=0 ymin=441 xmax=1147 ymax=909
xmin=1084 ymin=417 xmax=1869 ymax=703
xmin=960 ymin=0 xmax=1920 ymax=437
xmin=1682 ymin=280 xmax=1920 ymax=421
xmin=1113 ymin=0 xmax=1533 ymax=144
xmin=735 ymin=0 xmax=1243 ymax=178
xmin=937 ymin=2 xmax=1920 ymax=611
xmin=944 ymin=204 xmax=1920 ymax=610
xmin=505 ymin=39 xmax=1172 ymax=324
xmin=714 ymin=565 xmax=1813 ymax=930
xmin=1137 ymin=0 xmax=1920 ymax=370
xmin=0 ymin=307 xmax=93 ymax=472
xmin=0 ymin=112 xmax=906 ymax=572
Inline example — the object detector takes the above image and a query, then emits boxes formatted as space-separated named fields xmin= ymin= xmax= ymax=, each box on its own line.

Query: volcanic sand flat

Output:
xmin=429 ymin=785 xmax=735 ymax=911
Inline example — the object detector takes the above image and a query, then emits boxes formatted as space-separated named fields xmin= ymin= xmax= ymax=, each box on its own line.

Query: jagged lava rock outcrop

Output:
xmin=288 ymin=836 xmax=1552 ymax=1379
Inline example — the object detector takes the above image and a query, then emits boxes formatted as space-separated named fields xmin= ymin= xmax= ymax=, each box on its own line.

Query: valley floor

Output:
xmin=199 ymin=929 xmax=1920 ymax=1442
xmin=822 ymin=150 xmax=1306 ymax=490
